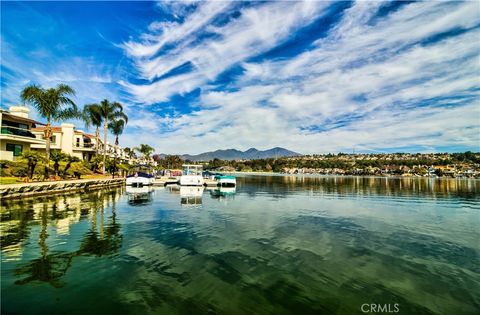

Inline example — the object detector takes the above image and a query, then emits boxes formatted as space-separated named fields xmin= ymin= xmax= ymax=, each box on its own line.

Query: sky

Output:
xmin=1 ymin=0 xmax=479 ymax=154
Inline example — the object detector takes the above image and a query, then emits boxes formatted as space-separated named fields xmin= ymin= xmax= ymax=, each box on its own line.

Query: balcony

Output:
xmin=1 ymin=126 xmax=36 ymax=138
xmin=75 ymin=142 xmax=95 ymax=148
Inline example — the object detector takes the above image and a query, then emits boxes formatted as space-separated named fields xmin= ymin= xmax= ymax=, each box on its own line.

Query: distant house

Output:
xmin=0 ymin=106 xmax=46 ymax=161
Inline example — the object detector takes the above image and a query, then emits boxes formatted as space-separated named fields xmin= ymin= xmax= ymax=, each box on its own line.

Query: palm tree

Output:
xmin=50 ymin=150 xmax=66 ymax=176
xmin=21 ymin=151 xmax=45 ymax=180
xmin=63 ymin=154 xmax=80 ymax=177
xmin=109 ymin=118 xmax=126 ymax=146
xmin=134 ymin=144 xmax=154 ymax=163
xmin=124 ymin=147 xmax=137 ymax=160
xmin=82 ymin=104 xmax=103 ymax=153
xmin=21 ymin=84 xmax=79 ymax=178
xmin=98 ymin=100 xmax=128 ymax=174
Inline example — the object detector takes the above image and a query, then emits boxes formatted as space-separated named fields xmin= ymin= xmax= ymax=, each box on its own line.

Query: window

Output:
xmin=6 ymin=143 xmax=23 ymax=156
xmin=44 ymin=135 xmax=57 ymax=143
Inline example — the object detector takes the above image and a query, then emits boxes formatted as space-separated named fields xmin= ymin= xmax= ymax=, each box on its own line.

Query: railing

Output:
xmin=1 ymin=126 xmax=36 ymax=138
xmin=75 ymin=143 xmax=95 ymax=148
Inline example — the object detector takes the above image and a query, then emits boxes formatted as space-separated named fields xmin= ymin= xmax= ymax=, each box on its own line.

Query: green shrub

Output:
xmin=67 ymin=162 xmax=92 ymax=178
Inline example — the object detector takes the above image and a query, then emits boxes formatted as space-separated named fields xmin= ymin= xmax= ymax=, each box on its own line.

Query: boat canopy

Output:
xmin=182 ymin=164 xmax=203 ymax=176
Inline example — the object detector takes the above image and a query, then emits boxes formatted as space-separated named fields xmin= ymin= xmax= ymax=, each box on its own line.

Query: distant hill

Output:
xmin=179 ymin=147 xmax=301 ymax=161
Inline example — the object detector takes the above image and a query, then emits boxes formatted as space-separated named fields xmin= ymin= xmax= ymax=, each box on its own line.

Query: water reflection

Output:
xmin=180 ymin=186 xmax=204 ymax=206
xmin=238 ymin=175 xmax=479 ymax=200
xmin=210 ymin=187 xmax=236 ymax=199
xmin=1 ymin=177 xmax=479 ymax=315
xmin=14 ymin=203 xmax=74 ymax=288
xmin=2 ymin=188 xmax=124 ymax=288
xmin=126 ymin=186 xmax=155 ymax=206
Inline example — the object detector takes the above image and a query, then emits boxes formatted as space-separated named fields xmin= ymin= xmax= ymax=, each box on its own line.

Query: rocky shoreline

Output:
xmin=0 ymin=178 xmax=125 ymax=200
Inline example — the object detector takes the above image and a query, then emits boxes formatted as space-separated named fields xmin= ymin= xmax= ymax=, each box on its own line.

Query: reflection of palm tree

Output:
xmin=1 ymin=201 xmax=35 ymax=247
xmin=14 ymin=204 xmax=73 ymax=288
xmin=13 ymin=189 xmax=123 ymax=287
xmin=78 ymin=191 xmax=122 ymax=257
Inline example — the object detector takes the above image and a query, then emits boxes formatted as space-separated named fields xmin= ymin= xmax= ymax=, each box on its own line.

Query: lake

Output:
xmin=1 ymin=175 xmax=479 ymax=314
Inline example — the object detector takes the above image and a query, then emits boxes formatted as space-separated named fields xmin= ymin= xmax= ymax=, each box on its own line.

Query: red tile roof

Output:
xmin=32 ymin=126 xmax=62 ymax=132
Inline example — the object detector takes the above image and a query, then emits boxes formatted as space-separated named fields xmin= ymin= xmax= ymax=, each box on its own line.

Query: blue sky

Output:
xmin=1 ymin=1 xmax=479 ymax=154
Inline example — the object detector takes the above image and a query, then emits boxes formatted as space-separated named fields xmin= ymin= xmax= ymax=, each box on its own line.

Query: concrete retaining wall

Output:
xmin=0 ymin=178 xmax=125 ymax=200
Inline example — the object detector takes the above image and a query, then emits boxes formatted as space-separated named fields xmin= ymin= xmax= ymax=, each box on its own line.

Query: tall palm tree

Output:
xmin=135 ymin=144 xmax=154 ymax=163
xmin=109 ymin=118 xmax=126 ymax=146
xmin=21 ymin=84 xmax=79 ymax=178
xmin=98 ymin=100 xmax=128 ymax=174
xmin=82 ymin=104 xmax=103 ymax=153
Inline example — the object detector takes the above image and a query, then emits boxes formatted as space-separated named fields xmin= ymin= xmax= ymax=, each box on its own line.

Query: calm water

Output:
xmin=1 ymin=175 xmax=479 ymax=315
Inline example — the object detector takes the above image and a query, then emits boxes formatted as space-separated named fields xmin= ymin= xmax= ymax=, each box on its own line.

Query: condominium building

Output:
xmin=0 ymin=106 xmax=46 ymax=161
xmin=1 ymin=105 xmax=134 ymax=163
xmin=31 ymin=124 xmax=98 ymax=161
xmin=32 ymin=125 xmax=135 ymax=163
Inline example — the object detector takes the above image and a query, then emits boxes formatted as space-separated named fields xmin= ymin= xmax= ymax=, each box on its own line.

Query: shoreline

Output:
xmin=225 ymin=171 xmax=479 ymax=180
xmin=0 ymin=178 xmax=125 ymax=200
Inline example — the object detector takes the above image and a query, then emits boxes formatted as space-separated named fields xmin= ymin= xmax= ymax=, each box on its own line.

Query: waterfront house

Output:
xmin=31 ymin=124 xmax=97 ymax=161
xmin=31 ymin=124 xmax=135 ymax=164
xmin=0 ymin=106 xmax=46 ymax=161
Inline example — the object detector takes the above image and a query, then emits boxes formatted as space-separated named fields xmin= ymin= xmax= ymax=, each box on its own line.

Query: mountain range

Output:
xmin=158 ymin=147 xmax=301 ymax=161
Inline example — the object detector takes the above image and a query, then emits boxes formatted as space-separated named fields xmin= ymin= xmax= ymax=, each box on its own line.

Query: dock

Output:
xmin=153 ymin=177 xmax=179 ymax=186
xmin=153 ymin=177 xmax=220 ymax=187
xmin=204 ymin=179 xmax=219 ymax=187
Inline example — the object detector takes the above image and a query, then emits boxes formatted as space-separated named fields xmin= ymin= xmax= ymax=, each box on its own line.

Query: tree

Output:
xmin=97 ymin=100 xmax=128 ymax=174
xmin=88 ymin=155 xmax=103 ymax=172
xmin=63 ymin=155 xmax=80 ymax=177
xmin=21 ymin=151 xmax=45 ymax=180
xmin=21 ymin=84 xmax=80 ymax=178
xmin=134 ymin=144 xmax=154 ymax=162
xmin=108 ymin=118 xmax=126 ymax=146
xmin=50 ymin=150 xmax=66 ymax=176
xmin=124 ymin=147 xmax=135 ymax=159
xmin=82 ymin=104 xmax=103 ymax=153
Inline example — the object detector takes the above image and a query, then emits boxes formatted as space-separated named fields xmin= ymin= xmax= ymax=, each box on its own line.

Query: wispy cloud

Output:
xmin=119 ymin=0 xmax=479 ymax=154
xmin=2 ymin=1 xmax=479 ymax=154
xmin=121 ymin=1 xmax=329 ymax=103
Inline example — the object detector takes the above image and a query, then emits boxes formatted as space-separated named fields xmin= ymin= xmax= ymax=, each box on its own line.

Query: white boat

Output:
xmin=179 ymin=164 xmax=204 ymax=186
xmin=126 ymin=171 xmax=155 ymax=187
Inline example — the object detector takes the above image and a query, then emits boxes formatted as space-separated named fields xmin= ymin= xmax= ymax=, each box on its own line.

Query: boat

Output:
xmin=214 ymin=174 xmax=236 ymax=187
xmin=179 ymin=164 xmax=204 ymax=186
xmin=126 ymin=165 xmax=155 ymax=187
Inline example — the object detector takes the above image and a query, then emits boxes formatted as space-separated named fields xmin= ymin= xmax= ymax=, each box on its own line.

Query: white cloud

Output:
xmin=122 ymin=0 xmax=330 ymax=104
xmin=120 ymin=0 xmax=479 ymax=154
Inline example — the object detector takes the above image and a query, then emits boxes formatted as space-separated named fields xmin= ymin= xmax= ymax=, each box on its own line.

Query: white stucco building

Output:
xmin=0 ymin=106 xmax=46 ymax=161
